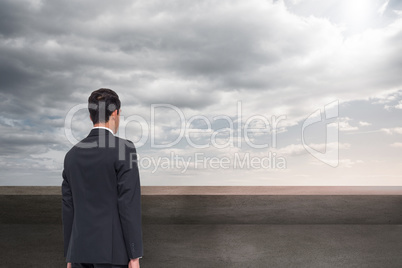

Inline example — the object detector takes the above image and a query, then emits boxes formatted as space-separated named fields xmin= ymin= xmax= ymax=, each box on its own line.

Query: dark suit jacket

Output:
xmin=61 ymin=127 xmax=143 ymax=264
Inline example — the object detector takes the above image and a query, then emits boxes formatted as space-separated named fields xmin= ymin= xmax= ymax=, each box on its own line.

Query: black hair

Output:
xmin=88 ymin=88 xmax=121 ymax=124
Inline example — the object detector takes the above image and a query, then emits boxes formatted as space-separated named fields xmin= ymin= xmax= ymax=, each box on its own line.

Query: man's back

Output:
xmin=62 ymin=127 xmax=143 ymax=265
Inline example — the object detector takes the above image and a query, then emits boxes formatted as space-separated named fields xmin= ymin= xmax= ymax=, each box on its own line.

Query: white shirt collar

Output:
xmin=92 ymin=126 xmax=115 ymax=136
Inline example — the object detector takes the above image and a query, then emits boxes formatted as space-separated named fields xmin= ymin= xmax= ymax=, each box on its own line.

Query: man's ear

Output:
xmin=110 ymin=109 xmax=118 ymax=119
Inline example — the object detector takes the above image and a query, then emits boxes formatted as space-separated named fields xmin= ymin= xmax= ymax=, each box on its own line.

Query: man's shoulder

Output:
xmin=115 ymin=135 xmax=133 ymax=143
xmin=115 ymin=136 xmax=137 ymax=152
xmin=63 ymin=145 xmax=76 ymax=165
xmin=112 ymin=135 xmax=134 ymax=145
xmin=64 ymin=135 xmax=136 ymax=156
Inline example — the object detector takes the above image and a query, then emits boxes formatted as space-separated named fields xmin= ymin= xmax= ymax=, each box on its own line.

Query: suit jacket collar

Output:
xmin=87 ymin=127 xmax=115 ymax=137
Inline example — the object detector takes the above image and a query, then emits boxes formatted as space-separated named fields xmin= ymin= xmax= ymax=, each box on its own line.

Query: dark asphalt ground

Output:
xmin=1 ymin=194 xmax=402 ymax=268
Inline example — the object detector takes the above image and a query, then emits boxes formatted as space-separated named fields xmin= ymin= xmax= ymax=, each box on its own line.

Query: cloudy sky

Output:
xmin=1 ymin=0 xmax=402 ymax=186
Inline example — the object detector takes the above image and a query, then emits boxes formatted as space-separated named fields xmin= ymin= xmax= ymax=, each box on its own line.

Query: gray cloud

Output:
xmin=1 ymin=0 xmax=402 ymax=185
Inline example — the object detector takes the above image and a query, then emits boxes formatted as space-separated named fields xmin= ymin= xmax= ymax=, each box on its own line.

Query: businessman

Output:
xmin=62 ymin=88 xmax=143 ymax=268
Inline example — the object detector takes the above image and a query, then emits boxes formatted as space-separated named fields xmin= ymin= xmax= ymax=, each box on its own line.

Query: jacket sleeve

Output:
xmin=61 ymin=168 xmax=74 ymax=258
xmin=116 ymin=140 xmax=143 ymax=259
